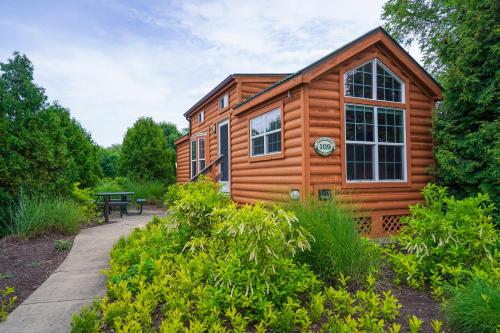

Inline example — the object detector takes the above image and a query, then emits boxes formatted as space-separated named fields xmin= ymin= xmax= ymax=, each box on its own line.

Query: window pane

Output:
xmin=191 ymin=161 xmax=196 ymax=177
xmin=344 ymin=62 xmax=373 ymax=98
xmin=199 ymin=160 xmax=206 ymax=171
xmin=266 ymin=109 xmax=281 ymax=132
xmin=378 ymin=145 xmax=404 ymax=180
xmin=345 ymin=104 xmax=374 ymax=142
xmin=198 ymin=139 xmax=205 ymax=159
xmin=377 ymin=108 xmax=404 ymax=143
xmin=250 ymin=115 xmax=265 ymax=136
xmin=252 ymin=136 xmax=264 ymax=156
xmin=346 ymin=123 xmax=355 ymax=140
xmin=191 ymin=141 xmax=196 ymax=160
xmin=267 ymin=132 xmax=281 ymax=153
xmin=346 ymin=143 xmax=374 ymax=180
xmin=376 ymin=63 xmax=402 ymax=102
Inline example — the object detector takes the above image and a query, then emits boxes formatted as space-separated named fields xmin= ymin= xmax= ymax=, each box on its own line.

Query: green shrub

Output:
xmin=164 ymin=183 xmax=181 ymax=208
xmin=72 ymin=182 xmax=99 ymax=224
xmin=10 ymin=192 xmax=82 ymax=238
xmin=125 ymin=180 xmax=166 ymax=205
xmin=288 ymin=198 xmax=380 ymax=284
xmin=168 ymin=176 xmax=229 ymax=234
xmin=54 ymin=239 xmax=72 ymax=252
xmin=93 ymin=178 xmax=123 ymax=194
xmin=387 ymin=184 xmax=499 ymax=298
xmin=443 ymin=279 xmax=500 ymax=333
xmin=73 ymin=178 xmax=418 ymax=331
xmin=0 ymin=286 xmax=17 ymax=322
xmin=71 ymin=303 xmax=102 ymax=333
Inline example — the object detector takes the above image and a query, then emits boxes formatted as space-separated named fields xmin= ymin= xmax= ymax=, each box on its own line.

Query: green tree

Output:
xmin=119 ymin=117 xmax=175 ymax=184
xmin=98 ymin=144 xmax=121 ymax=178
xmin=158 ymin=122 xmax=182 ymax=151
xmin=0 ymin=52 xmax=102 ymax=233
xmin=382 ymin=0 xmax=500 ymax=207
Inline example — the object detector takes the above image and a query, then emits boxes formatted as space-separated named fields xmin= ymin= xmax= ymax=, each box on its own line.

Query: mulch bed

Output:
xmin=0 ymin=233 xmax=74 ymax=312
xmin=377 ymin=265 xmax=447 ymax=333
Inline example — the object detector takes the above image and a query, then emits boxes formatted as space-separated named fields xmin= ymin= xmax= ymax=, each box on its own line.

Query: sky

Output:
xmin=0 ymin=0 xmax=422 ymax=146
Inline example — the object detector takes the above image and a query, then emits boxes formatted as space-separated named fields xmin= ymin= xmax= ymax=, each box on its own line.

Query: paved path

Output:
xmin=0 ymin=210 xmax=163 ymax=333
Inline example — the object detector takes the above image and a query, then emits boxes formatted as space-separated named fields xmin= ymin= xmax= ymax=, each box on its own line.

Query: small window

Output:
xmin=197 ymin=111 xmax=204 ymax=124
xmin=219 ymin=93 xmax=229 ymax=110
xmin=190 ymin=140 xmax=197 ymax=178
xmin=344 ymin=59 xmax=403 ymax=102
xmin=250 ymin=108 xmax=282 ymax=157
xmin=345 ymin=104 xmax=406 ymax=182
xmin=198 ymin=138 xmax=206 ymax=171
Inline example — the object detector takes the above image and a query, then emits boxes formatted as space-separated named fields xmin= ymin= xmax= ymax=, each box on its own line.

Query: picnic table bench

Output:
xmin=95 ymin=192 xmax=145 ymax=222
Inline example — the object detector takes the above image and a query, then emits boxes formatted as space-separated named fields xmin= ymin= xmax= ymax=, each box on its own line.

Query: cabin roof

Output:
xmin=174 ymin=133 xmax=189 ymax=145
xmin=233 ymin=26 xmax=442 ymax=111
xmin=183 ymin=73 xmax=291 ymax=118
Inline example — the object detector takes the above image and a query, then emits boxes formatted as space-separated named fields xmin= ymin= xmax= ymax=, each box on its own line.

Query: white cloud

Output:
xmin=1 ymin=0 xmax=423 ymax=146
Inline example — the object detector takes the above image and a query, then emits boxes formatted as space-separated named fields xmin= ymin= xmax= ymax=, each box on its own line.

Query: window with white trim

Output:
xmin=344 ymin=59 xmax=404 ymax=102
xmin=198 ymin=138 xmax=205 ymax=171
xmin=250 ymin=108 xmax=281 ymax=157
xmin=345 ymin=104 xmax=406 ymax=181
xmin=190 ymin=140 xmax=196 ymax=178
xmin=219 ymin=93 xmax=229 ymax=110
xmin=197 ymin=110 xmax=204 ymax=124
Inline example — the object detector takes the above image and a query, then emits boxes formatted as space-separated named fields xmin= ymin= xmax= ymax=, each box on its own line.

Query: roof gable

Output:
xmin=233 ymin=27 xmax=442 ymax=114
xmin=183 ymin=73 xmax=291 ymax=118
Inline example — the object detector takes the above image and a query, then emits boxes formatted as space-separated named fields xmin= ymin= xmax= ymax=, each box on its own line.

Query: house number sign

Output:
xmin=313 ymin=137 xmax=336 ymax=156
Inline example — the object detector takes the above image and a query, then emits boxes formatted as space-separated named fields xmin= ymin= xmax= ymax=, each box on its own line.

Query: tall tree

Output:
xmin=382 ymin=0 xmax=500 ymax=206
xmin=119 ymin=117 xmax=175 ymax=184
xmin=0 ymin=52 xmax=102 ymax=232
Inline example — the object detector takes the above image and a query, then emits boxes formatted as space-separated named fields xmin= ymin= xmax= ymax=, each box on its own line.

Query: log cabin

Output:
xmin=174 ymin=27 xmax=442 ymax=237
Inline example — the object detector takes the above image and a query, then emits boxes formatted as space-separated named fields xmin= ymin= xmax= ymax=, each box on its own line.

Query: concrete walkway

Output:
xmin=0 ymin=209 xmax=163 ymax=333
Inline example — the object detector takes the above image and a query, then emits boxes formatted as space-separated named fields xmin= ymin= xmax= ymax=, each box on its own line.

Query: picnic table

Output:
xmin=95 ymin=192 xmax=135 ymax=222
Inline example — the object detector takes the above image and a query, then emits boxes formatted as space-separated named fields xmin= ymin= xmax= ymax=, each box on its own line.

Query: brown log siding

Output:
xmin=175 ymin=138 xmax=190 ymax=184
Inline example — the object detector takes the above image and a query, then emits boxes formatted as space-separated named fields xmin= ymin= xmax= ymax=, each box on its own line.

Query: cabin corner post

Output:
xmin=301 ymin=84 xmax=312 ymax=201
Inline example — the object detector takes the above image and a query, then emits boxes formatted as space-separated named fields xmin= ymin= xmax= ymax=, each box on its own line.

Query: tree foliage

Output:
xmin=382 ymin=0 xmax=500 ymax=207
xmin=158 ymin=121 xmax=183 ymax=151
xmin=98 ymin=144 xmax=121 ymax=178
xmin=0 ymin=52 xmax=102 ymax=232
xmin=118 ymin=117 xmax=175 ymax=184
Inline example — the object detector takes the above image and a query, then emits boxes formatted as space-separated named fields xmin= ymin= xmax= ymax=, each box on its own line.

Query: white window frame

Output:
xmin=190 ymin=140 xmax=197 ymax=178
xmin=344 ymin=104 xmax=407 ymax=183
xmin=344 ymin=58 xmax=405 ymax=102
xmin=198 ymin=137 xmax=205 ymax=172
xmin=197 ymin=110 xmax=204 ymax=124
xmin=219 ymin=93 xmax=229 ymax=110
xmin=250 ymin=108 xmax=282 ymax=157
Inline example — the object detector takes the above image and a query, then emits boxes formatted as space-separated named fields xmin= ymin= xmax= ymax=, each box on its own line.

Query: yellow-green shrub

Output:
xmin=387 ymin=184 xmax=499 ymax=298
xmin=71 ymin=177 xmax=423 ymax=332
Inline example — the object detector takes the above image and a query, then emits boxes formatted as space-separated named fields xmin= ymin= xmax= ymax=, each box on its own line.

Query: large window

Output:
xmin=344 ymin=59 xmax=403 ymax=102
xmin=250 ymin=108 xmax=281 ymax=157
xmin=190 ymin=140 xmax=197 ymax=178
xmin=198 ymin=138 xmax=205 ymax=171
xmin=345 ymin=104 xmax=406 ymax=181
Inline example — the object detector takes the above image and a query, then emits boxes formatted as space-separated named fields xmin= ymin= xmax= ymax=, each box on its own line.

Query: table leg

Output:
xmin=104 ymin=196 xmax=109 ymax=222
xmin=121 ymin=195 xmax=128 ymax=215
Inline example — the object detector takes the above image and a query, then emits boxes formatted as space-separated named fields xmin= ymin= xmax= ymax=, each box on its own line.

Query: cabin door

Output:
xmin=218 ymin=120 xmax=230 ymax=193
